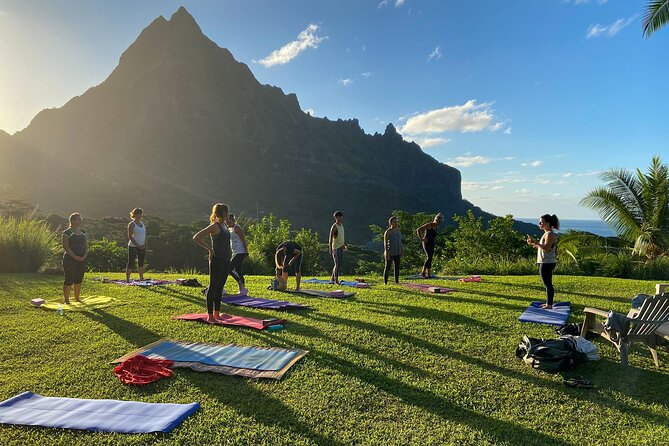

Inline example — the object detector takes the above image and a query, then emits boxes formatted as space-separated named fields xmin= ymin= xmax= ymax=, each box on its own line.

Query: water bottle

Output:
xmin=57 ymin=304 xmax=64 ymax=316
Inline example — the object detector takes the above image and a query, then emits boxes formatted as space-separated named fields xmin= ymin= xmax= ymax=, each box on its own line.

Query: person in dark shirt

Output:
xmin=415 ymin=213 xmax=444 ymax=278
xmin=61 ymin=213 xmax=88 ymax=304
xmin=275 ymin=241 xmax=302 ymax=291
xmin=193 ymin=203 xmax=231 ymax=322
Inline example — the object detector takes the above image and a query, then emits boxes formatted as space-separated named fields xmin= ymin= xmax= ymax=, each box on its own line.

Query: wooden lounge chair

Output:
xmin=580 ymin=294 xmax=669 ymax=367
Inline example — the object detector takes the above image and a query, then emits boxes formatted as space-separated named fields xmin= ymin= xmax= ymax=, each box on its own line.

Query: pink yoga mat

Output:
xmin=171 ymin=313 xmax=286 ymax=330
xmin=403 ymin=283 xmax=455 ymax=294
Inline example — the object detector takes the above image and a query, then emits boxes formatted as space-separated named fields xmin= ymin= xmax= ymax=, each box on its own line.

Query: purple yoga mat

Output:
xmin=221 ymin=294 xmax=309 ymax=310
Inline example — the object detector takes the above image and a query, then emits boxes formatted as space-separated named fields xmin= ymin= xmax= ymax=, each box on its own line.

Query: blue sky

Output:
xmin=1 ymin=0 xmax=667 ymax=219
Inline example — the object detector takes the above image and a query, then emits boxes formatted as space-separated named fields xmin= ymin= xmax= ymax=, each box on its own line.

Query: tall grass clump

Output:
xmin=0 ymin=217 xmax=59 ymax=272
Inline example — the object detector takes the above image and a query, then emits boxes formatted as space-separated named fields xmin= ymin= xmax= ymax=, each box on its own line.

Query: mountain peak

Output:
xmin=168 ymin=6 xmax=202 ymax=35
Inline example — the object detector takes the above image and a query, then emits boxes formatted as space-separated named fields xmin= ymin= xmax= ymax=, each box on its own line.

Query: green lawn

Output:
xmin=0 ymin=273 xmax=667 ymax=445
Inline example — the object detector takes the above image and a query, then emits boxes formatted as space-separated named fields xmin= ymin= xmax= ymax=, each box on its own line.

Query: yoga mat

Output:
xmin=405 ymin=274 xmax=482 ymax=282
xmin=103 ymin=279 xmax=178 ymax=287
xmin=0 ymin=391 xmax=199 ymax=433
xmin=303 ymin=278 xmax=370 ymax=288
xmin=303 ymin=278 xmax=333 ymax=284
xmin=405 ymin=274 xmax=450 ymax=280
xmin=171 ymin=313 xmax=286 ymax=330
xmin=402 ymin=283 xmax=455 ymax=294
xmin=113 ymin=340 xmax=308 ymax=380
xmin=221 ymin=294 xmax=309 ymax=310
xmin=518 ymin=301 xmax=571 ymax=326
xmin=40 ymin=296 xmax=123 ymax=311
xmin=287 ymin=289 xmax=355 ymax=298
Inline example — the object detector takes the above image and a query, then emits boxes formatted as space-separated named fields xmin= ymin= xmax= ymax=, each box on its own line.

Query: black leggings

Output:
xmin=539 ymin=263 xmax=556 ymax=306
xmin=63 ymin=255 xmax=85 ymax=286
xmin=127 ymin=246 xmax=146 ymax=268
xmin=423 ymin=242 xmax=435 ymax=270
xmin=384 ymin=255 xmax=401 ymax=284
xmin=207 ymin=256 xmax=229 ymax=314
xmin=229 ymin=253 xmax=247 ymax=286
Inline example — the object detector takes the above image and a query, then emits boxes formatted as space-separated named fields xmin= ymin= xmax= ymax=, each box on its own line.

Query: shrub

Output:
xmin=0 ymin=217 xmax=58 ymax=272
xmin=87 ymin=238 xmax=127 ymax=272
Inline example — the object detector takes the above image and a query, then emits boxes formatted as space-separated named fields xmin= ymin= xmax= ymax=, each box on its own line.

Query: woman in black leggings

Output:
xmin=415 ymin=213 xmax=444 ymax=278
xmin=193 ymin=203 xmax=231 ymax=322
xmin=527 ymin=214 xmax=559 ymax=309
xmin=383 ymin=216 xmax=402 ymax=284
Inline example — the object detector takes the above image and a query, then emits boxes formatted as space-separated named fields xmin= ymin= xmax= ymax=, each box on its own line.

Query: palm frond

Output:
xmin=643 ymin=0 xmax=669 ymax=38
xmin=580 ymin=188 xmax=642 ymax=243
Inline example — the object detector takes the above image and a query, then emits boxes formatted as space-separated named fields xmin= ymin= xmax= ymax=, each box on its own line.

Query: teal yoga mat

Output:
xmin=141 ymin=341 xmax=298 ymax=371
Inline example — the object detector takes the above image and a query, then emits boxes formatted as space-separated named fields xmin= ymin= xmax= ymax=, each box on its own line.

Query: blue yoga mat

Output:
xmin=142 ymin=341 xmax=298 ymax=371
xmin=518 ymin=301 xmax=571 ymax=326
xmin=303 ymin=278 xmax=333 ymax=284
xmin=0 ymin=392 xmax=199 ymax=433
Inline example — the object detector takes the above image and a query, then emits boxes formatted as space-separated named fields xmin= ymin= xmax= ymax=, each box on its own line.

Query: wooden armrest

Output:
xmin=583 ymin=307 xmax=609 ymax=317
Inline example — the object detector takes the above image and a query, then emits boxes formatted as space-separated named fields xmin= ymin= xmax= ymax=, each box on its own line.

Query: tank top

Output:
xmin=63 ymin=228 xmax=87 ymax=257
xmin=129 ymin=221 xmax=146 ymax=247
xmin=332 ymin=223 xmax=345 ymax=250
xmin=425 ymin=227 xmax=437 ymax=245
xmin=211 ymin=222 xmax=231 ymax=259
xmin=229 ymin=224 xmax=246 ymax=255
xmin=387 ymin=229 xmax=402 ymax=256
xmin=537 ymin=231 xmax=557 ymax=264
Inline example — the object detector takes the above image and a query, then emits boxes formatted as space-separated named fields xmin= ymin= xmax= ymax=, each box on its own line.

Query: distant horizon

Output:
xmin=1 ymin=1 xmax=666 ymax=220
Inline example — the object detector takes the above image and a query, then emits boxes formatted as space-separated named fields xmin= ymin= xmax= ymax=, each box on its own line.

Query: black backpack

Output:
xmin=516 ymin=336 xmax=584 ymax=372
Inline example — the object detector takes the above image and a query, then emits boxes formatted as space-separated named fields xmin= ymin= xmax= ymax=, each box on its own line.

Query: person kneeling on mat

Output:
xmin=275 ymin=241 xmax=302 ymax=291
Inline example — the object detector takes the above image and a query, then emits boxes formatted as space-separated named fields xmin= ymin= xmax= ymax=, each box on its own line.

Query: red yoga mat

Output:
xmin=171 ymin=313 xmax=286 ymax=330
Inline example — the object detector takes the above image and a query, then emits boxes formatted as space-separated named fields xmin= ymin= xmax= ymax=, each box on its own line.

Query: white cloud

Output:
xmin=515 ymin=188 xmax=532 ymax=194
xmin=521 ymin=160 xmax=543 ymax=167
xmin=257 ymin=24 xmax=327 ymax=67
xmin=462 ymin=182 xmax=505 ymax=191
xmin=446 ymin=154 xmax=514 ymax=168
xmin=399 ymin=100 xmax=502 ymax=135
xmin=573 ymin=0 xmax=608 ymax=4
xmin=338 ymin=78 xmax=353 ymax=87
xmin=586 ymin=14 xmax=638 ymax=39
xmin=361 ymin=72 xmax=373 ymax=77
xmin=503 ymin=127 xmax=512 ymax=135
xmin=0 ymin=10 xmax=7 ymax=16
xmin=408 ymin=136 xmax=450 ymax=148
xmin=378 ymin=0 xmax=406 ymax=8
xmin=304 ymin=108 xmax=315 ymax=116
xmin=427 ymin=46 xmax=442 ymax=61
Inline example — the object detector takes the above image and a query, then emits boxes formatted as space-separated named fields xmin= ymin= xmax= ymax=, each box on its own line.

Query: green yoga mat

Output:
xmin=40 ymin=295 xmax=122 ymax=311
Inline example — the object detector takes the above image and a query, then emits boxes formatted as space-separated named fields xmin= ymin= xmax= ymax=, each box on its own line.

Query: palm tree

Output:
xmin=580 ymin=156 xmax=669 ymax=259
xmin=643 ymin=1 xmax=669 ymax=38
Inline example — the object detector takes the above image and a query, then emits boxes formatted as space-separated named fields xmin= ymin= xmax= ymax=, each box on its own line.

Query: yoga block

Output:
xmin=657 ymin=284 xmax=669 ymax=295
xmin=30 ymin=298 xmax=45 ymax=307
xmin=428 ymin=287 xmax=443 ymax=293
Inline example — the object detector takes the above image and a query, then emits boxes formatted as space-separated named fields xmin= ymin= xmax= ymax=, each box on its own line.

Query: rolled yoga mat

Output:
xmin=518 ymin=301 xmax=571 ymax=326
xmin=0 ymin=391 xmax=199 ymax=433
xmin=171 ymin=313 xmax=286 ymax=330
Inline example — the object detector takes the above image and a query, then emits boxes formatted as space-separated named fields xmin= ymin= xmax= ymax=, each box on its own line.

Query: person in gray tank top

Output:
xmin=527 ymin=214 xmax=559 ymax=309
xmin=383 ymin=216 xmax=403 ymax=284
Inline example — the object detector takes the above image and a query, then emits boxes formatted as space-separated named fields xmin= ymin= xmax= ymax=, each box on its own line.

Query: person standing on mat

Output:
xmin=275 ymin=241 xmax=302 ymax=291
xmin=126 ymin=208 xmax=147 ymax=283
xmin=328 ymin=211 xmax=347 ymax=284
xmin=62 ymin=213 xmax=88 ymax=304
xmin=193 ymin=203 xmax=231 ymax=323
xmin=527 ymin=214 xmax=559 ymax=309
xmin=415 ymin=213 xmax=444 ymax=278
xmin=383 ymin=216 xmax=402 ymax=285
xmin=226 ymin=213 xmax=249 ymax=295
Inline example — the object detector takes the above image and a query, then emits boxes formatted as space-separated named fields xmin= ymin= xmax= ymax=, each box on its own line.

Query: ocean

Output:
xmin=518 ymin=218 xmax=617 ymax=237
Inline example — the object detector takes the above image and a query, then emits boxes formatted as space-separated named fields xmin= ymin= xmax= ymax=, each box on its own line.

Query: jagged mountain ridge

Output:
xmin=1 ymin=6 xmax=518 ymax=242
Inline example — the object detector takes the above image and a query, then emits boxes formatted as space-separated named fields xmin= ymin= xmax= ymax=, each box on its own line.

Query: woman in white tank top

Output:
xmin=126 ymin=208 xmax=147 ymax=282
xmin=527 ymin=214 xmax=559 ymax=309
xmin=226 ymin=213 xmax=249 ymax=295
